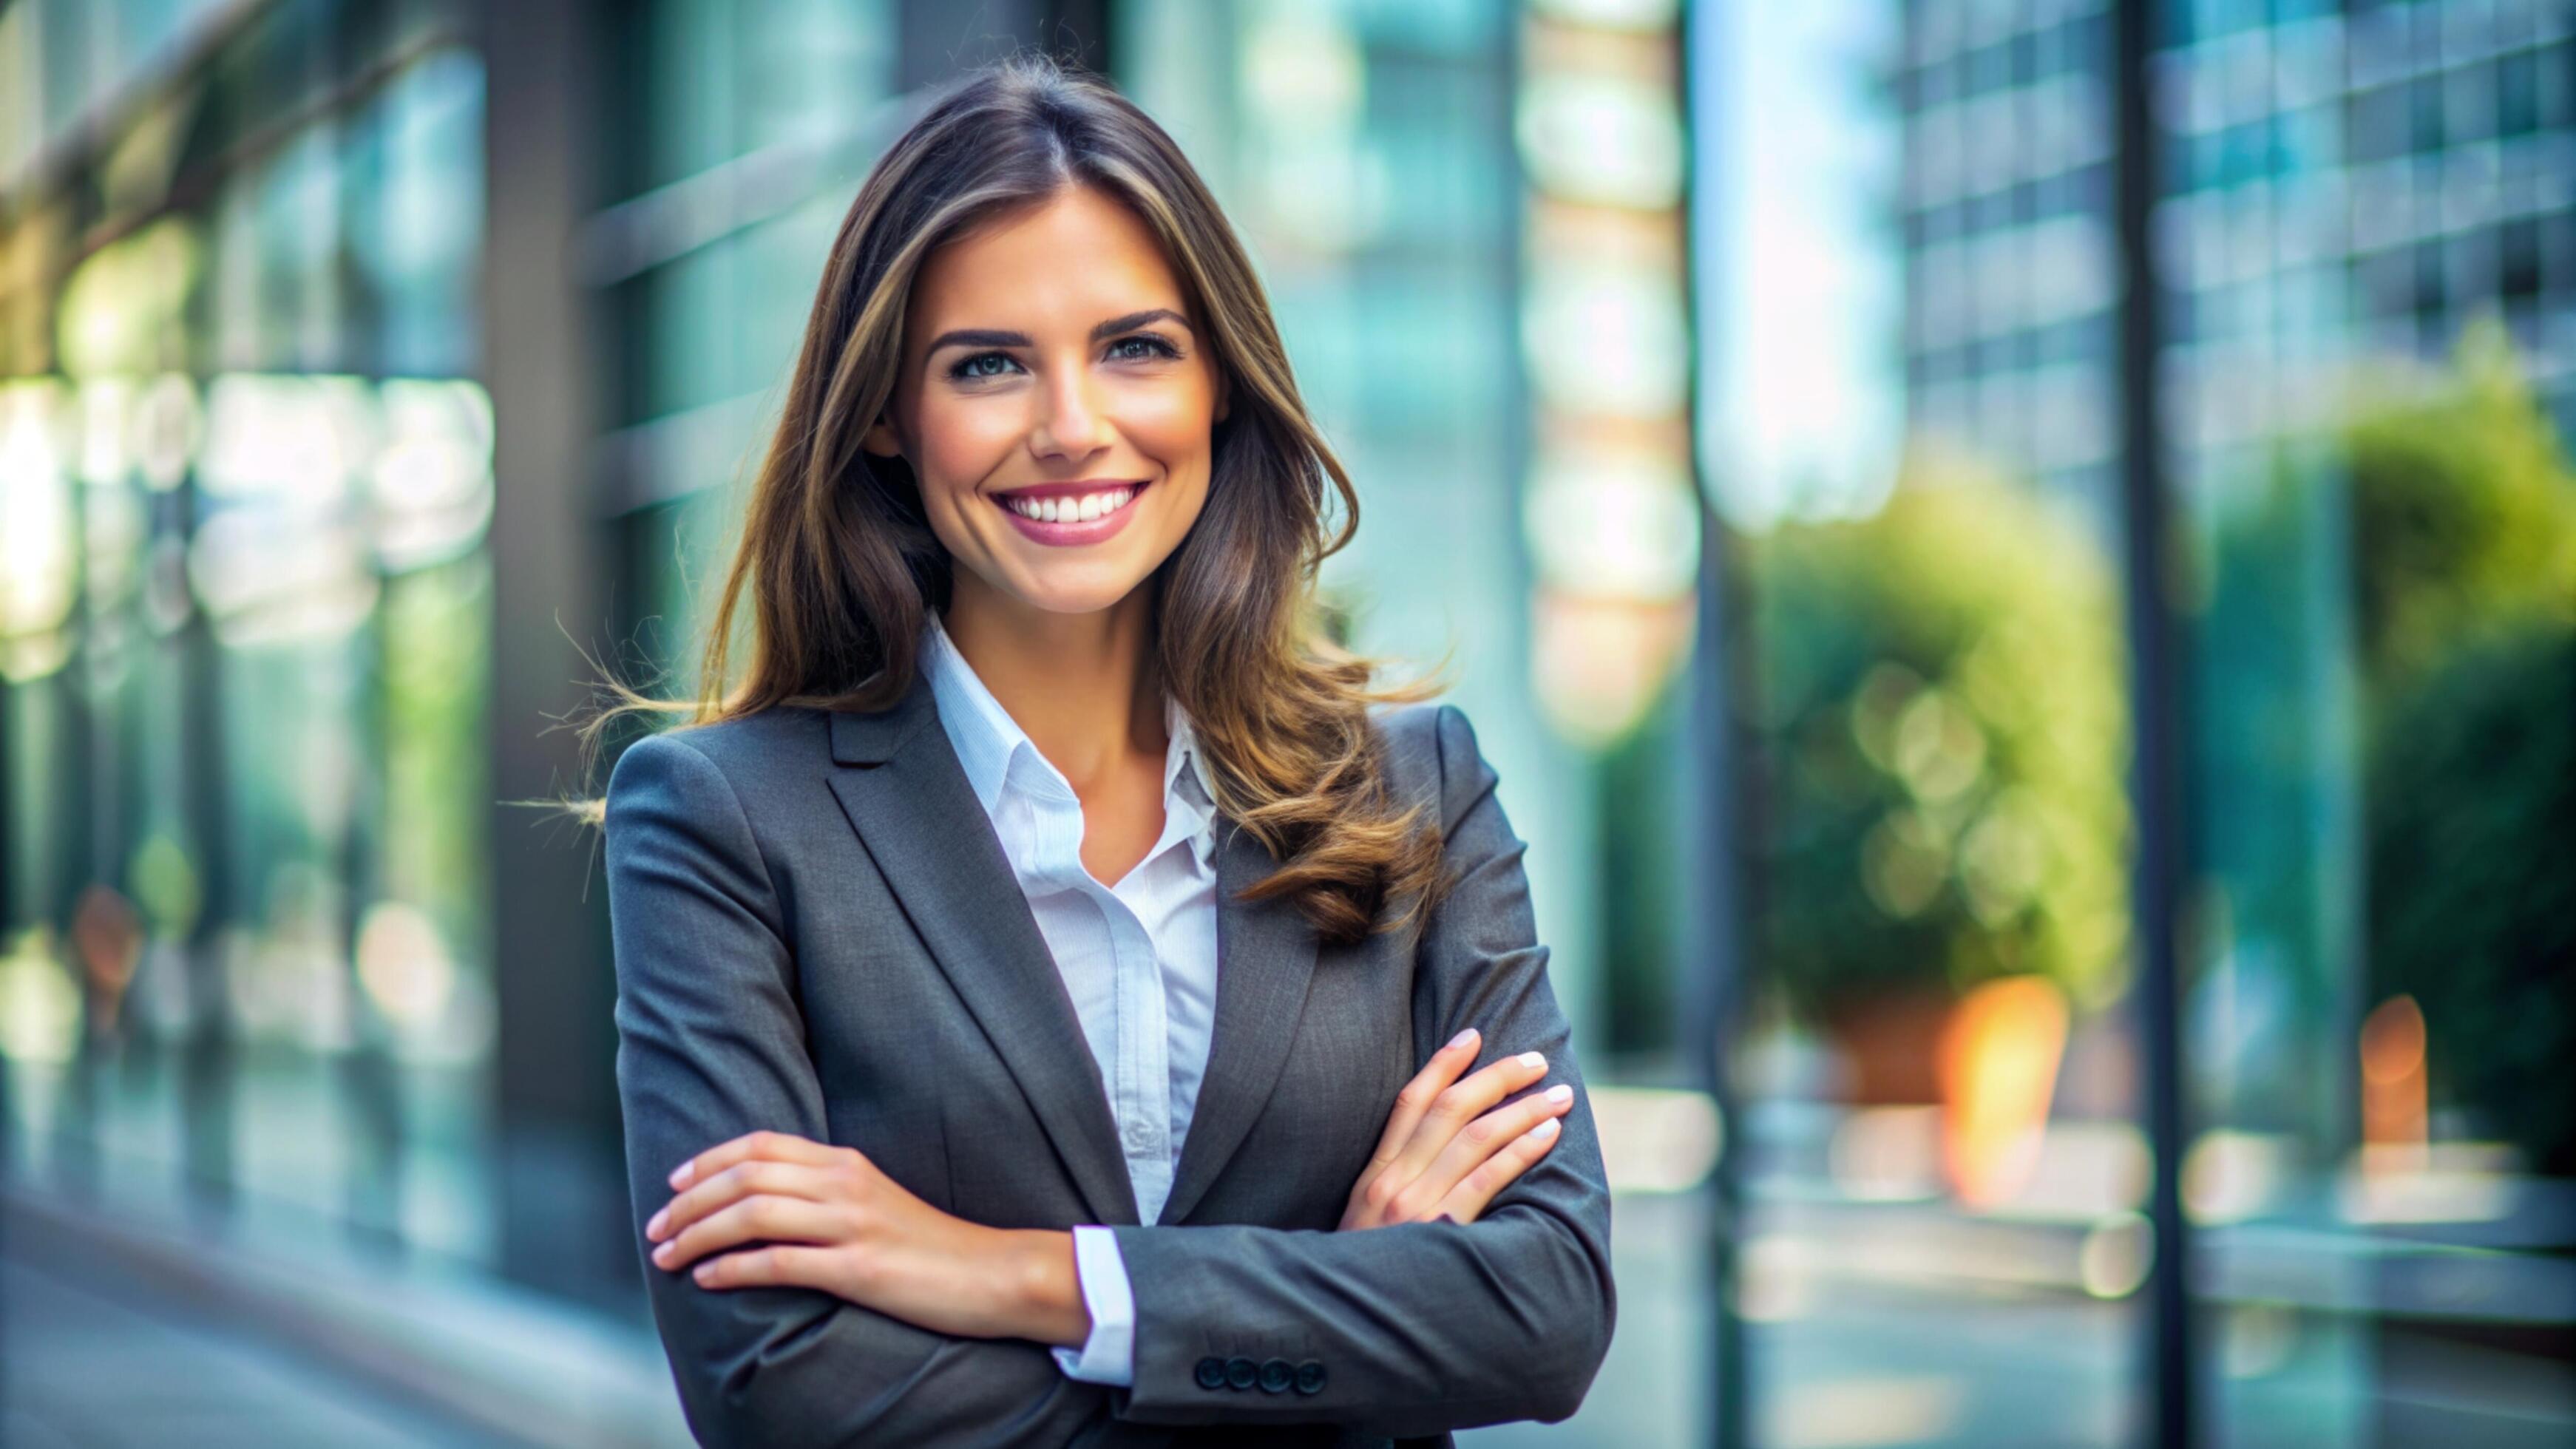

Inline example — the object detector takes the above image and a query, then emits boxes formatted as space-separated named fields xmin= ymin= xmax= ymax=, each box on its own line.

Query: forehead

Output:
xmin=908 ymin=186 xmax=1187 ymax=336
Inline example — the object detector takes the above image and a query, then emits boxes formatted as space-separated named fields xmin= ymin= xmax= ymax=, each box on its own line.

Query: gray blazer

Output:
xmin=602 ymin=665 xmax=1616 ymax=1448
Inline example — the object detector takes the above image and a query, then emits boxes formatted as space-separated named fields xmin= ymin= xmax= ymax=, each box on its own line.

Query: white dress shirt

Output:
xmin=917 ymin=611 xmax=1219 ymax=1388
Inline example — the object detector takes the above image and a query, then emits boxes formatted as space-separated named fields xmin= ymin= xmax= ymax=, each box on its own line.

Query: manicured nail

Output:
xmin=668 ymin=1161 xmax=694 ymax=1190
xmin=1528 ymin=1118 xmax=1561 ymax=1141
xmin=646 ymin=1208 xmax=668 ymax=1240
xmin=1545 ymin=1084 xmax=1573 ymax=1104
xmin=1517 ymin=1051 xmax=1545 ymax=1070
xmin=1448 ymin=1028 xmax=1478 ymax=1051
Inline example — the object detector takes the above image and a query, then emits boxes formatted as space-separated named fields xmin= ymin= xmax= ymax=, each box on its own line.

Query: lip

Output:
xmin=989 ymin=478 xmax=1151 ymax=548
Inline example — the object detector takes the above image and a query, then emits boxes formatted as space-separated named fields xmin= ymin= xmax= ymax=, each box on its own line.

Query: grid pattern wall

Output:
xmin=1897 ymin=0 xmax=2123 ymax=514
xmin=2156 ymin=0 xmax=2576 ymax=478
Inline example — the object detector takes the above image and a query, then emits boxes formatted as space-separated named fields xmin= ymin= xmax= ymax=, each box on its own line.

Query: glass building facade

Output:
xmin=1 ymin=0 xmax=497 ymax=1266
xmin=1696 ymin=1 xmax=2575 ymax=1445
xmin=3 ymin=1 xmax=2570 ymax=1445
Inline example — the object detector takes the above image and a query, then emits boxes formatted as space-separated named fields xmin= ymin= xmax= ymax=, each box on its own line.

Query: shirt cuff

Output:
xmin=1050 ymin=1224 xmax=1136 ymax=1385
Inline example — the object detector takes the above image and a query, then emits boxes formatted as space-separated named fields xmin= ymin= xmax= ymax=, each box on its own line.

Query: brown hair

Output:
xmin=568 ymin=51 xmax=1455 ymax=946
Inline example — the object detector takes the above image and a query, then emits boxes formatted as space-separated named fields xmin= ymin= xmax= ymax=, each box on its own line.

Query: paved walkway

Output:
xmin=0 ymin=1250 xmax=519 ymax=1449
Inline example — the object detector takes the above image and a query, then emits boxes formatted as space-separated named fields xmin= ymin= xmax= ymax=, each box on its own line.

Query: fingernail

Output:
xmin=1517 ymin=1051 xmax=1545 ymax=1070
xmin=652 ymin=1241 xmax=673 ymax=1265
xmin=1545 ymin=1084 xmax=1573 ymax=1104
xmin=1528 ymin=1118 xmax=1560 ymax=1140
xmin=668 ymin=1161 xmax=694 ymax=1190
xmin=693 ymin=1263 xmax=714 ymax=1284
xmin=1448 ymin=1028 xmax=1477 ymax=1051
xmin=646 ymin=1208 xmax=668 ymax=1239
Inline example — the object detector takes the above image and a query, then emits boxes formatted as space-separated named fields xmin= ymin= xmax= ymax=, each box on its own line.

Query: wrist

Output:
xmin=998 ymin=1228 xmax=1091 ymax=1348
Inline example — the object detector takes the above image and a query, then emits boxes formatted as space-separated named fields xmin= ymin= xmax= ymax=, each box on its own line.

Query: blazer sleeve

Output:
xmin=1102 ymin=704 xmax=1618 ymax=1436
xmin=603 ymin=730 xmax=1114 ymax=1449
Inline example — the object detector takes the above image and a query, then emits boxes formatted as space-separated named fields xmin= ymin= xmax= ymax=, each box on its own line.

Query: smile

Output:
xmin=990 ymin=479 xmax=1150 ymax=546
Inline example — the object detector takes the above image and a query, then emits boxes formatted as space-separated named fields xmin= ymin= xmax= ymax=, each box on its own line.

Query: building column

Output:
xmin=481 ymin=0 xmax=626 ymax=1306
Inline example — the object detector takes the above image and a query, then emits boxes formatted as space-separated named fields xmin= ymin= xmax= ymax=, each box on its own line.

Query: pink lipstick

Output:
xmin=989 ymin=478 xmax=1151 ymax=547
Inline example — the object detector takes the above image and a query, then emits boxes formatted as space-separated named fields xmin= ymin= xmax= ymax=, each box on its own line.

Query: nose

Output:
xmin=1029 ymin=362 xmax=1113 ymax=462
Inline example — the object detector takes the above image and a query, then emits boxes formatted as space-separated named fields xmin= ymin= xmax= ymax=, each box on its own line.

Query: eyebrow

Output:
xmin=923 ymin=308 xmax=1193 ymax=358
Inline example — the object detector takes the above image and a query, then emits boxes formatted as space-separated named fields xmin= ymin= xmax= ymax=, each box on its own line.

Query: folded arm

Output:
xmin=604 ymin=731 xmax=1111 ymax=1448
xmin=1103 ymin=705 xmax=1618 ymax=1436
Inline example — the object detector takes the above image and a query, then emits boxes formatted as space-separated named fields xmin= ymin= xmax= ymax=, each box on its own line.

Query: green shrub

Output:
xmin=2366 ymin=624 xmax=2576 ymax=1173
xmin=1746 ymin=466 xmax=2132 ymax=1022
xmin=2343 ymin=322 xmax=2576 ymax=1173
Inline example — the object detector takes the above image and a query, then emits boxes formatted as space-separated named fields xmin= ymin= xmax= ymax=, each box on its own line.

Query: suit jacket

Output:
xmin=601 ymin=667 xmax=1617 ymax=1448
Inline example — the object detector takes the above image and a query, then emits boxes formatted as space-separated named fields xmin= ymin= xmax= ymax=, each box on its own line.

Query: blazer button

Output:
xmin=1193 ymin=1356 xmax=1228 ymax=1391
xmin=1224 ymin=1356 xmax=1259 ymax=1391
xmin=1293 ymin=1359 xmax=1326 ymax=1395
xmin=1256 ymin=1357 xmax=1294 ymax=1394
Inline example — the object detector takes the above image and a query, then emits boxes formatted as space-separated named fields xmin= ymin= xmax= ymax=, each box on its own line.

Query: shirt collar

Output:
xmin=919 ymin=610 xmax=1026 ymax=818
xmin=1161 ymin=692 xmax=1220 ymax=867
xmin=921 ymin=611 xmax=1219 ymax=863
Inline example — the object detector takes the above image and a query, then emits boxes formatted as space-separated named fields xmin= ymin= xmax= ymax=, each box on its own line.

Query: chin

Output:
xmin=992 ymin=559 xmax=1159 ymax=617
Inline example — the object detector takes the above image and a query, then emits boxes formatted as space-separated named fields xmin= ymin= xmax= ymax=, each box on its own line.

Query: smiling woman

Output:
xmin=568 ymin=50 xmax=1614 ymax=1449
xmin=865 ymin=191 xmax=1227 ymax=622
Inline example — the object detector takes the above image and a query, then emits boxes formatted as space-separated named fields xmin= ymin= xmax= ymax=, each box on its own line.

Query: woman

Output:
xmin=594 ymin=53 xmax=1613 ymax=1448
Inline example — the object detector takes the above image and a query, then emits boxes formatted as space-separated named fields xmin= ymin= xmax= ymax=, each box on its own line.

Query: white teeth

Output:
xmin=1004 ymin=486 xmax=1140 ymax=523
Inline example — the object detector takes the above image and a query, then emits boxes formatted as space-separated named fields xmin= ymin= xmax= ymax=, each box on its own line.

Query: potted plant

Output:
xmin=1746 ymin=459 xmax=2131 ymax=1115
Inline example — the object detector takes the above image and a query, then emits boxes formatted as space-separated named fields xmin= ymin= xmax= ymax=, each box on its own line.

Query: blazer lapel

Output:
xmin=1154 ymin=821 xmax=1321 ymax=1226
xmin=824 ymin=675 xmax=1142 ymax=1229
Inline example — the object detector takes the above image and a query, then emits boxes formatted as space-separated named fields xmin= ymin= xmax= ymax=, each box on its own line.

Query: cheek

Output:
xmin=1121 ymin=384 xmax=1217 ymax=467
xmin=909 ymin=398 xmax=1017 ymax=542
xmin=913 ymin=396 xmax=1018 ymax=498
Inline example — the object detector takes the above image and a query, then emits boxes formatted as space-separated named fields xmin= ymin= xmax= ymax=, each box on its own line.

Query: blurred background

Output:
xmin=1 ymin=0 xmax=2571 ymax=1445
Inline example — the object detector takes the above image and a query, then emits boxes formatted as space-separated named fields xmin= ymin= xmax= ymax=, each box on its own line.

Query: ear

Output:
xmin=861 ymin=412 xmax=904 ymax=459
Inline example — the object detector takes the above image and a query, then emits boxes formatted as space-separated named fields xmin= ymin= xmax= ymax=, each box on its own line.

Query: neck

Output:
xmin=939 ymin=571 xmax=1166 ymax=795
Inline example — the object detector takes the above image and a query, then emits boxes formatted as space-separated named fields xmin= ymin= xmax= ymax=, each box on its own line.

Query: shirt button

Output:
xmin=1122 ymin=1119 xmax=1150 ymax=1150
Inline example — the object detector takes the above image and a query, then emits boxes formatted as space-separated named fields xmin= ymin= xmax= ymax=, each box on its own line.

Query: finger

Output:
xmin=1389 ymin=1049 xmax=1550 ymax=1176
xmin=1431 ymin=1115 xmax=1565 ymax=1226
xmin=691 ymin=1243 xmax=842 ymax=1292
xmin=1410 ymin=1082 xmax=1575 ymax=1217
xmin=1349 ymin=1050 xmax=1553 ymax=1228
xmin=652 ymin=1193 xmax=844 ymax=1274
xmin=1364 ymin=1028 xmax=1482 ymax=1170
xmin=668 ymin=1128 xmax=844 ymax=1192
xmin=649 ymin=1158 xmax=838 ymax=1244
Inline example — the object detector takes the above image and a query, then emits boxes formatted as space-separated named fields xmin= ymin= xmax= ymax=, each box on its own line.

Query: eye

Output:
xmin=1109 ymin=333 xmax=1184 ymax=362
xmin=947 ymin=351 xmax=1020 ymax=381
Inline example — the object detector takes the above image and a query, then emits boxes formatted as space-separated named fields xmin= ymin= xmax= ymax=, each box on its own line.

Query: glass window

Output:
xmin=1 ymin=10 xmax=497 ymax=1275
xmin=605 ymin=0 xmax=900 ymax=699
xmin=1690 ymin=4 xmax=2576 ymax=1446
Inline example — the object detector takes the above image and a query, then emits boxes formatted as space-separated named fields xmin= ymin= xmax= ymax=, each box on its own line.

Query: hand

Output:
xmin=645 ymin=1130 xmax=1051 ymax=1342
xmin=1339 ymin=1027 xmax=1575 ymax=1231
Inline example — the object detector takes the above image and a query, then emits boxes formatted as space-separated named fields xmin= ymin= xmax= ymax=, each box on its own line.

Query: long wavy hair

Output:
xmin=566 ymin=52 xmax=1457 ymax=946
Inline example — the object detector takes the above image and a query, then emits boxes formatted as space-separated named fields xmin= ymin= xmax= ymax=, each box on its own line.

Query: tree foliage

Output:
xmin=2342 ymin=322 xmax=2576 ymax=1173
xmin=1746 ymin=465 xmax=2132 ymax=1022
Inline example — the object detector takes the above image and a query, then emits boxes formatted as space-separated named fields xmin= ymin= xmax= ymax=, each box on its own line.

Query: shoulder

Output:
xmin=1366 ymin=699 xmax=1494 ymax=829
xmin=605 ymin=706 xmax=829 ymax=809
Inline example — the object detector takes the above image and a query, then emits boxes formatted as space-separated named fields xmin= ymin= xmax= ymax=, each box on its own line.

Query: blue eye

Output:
xmin=1111 ymin=334 xmax=1184 ymax=362
xmin=949 ymin=351 xmax=1017 ymax=381
xmin=943 ymin=334 xmax=1183 ymax=383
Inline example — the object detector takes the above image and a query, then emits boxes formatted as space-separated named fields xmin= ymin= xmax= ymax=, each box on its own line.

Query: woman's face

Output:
xmin=864 ymin=184 xmax=1230 ymax=617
